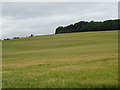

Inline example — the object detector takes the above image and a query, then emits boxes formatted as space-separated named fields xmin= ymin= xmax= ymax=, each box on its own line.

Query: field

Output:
xmin=2 ymin=30 xmax=118 ymax=88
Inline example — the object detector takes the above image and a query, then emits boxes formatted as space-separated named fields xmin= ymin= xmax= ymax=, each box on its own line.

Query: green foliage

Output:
xmin=55 ymin=19 xmax=120 ymax=34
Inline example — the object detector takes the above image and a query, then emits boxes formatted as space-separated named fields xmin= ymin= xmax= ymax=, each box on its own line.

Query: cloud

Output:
xmin=2 ymin=2 xmax=118 ymax=39
xmin=2 ymin=14 xmax=79 ymax=39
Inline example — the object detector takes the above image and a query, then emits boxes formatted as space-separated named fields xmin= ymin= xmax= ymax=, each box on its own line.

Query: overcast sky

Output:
xmin=1 ymin=2 xmax=118 ymax=39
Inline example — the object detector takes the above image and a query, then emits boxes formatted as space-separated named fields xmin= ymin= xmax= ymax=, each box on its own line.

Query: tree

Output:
xmin=55 ymin=19 xmax=120 ymax=34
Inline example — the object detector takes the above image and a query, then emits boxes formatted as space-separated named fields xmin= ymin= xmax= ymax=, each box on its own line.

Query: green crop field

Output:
xmin=2 ymin=30 xmax=118 ymax=88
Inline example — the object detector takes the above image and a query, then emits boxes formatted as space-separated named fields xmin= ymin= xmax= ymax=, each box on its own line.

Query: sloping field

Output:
xmin=2 ymin=30 xmax=118 ymax=88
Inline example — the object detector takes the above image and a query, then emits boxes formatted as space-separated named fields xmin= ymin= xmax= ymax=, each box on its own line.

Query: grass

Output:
xmin=2 ymin=30 xmax=118 ymax=88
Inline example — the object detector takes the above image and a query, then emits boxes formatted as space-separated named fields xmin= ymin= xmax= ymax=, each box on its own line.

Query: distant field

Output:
xmin=2 ymin=30 xmax=118 ymax=88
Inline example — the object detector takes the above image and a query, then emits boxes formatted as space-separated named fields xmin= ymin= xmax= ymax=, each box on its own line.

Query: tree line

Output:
xmin=3 ymin=34 xmax=34 ymax=41
xmin=55 ymin=19 xmax=120 ymax=34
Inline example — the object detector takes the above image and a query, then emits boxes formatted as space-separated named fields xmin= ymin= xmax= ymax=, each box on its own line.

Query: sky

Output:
xmin=1 ymin=2 xmax=118 ymax=39
xmin=2 ymin=0 xmax=120 ymax=2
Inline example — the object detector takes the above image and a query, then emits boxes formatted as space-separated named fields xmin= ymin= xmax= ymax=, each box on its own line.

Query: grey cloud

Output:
xmin=3 ymin=2 xmax=117 ymax=19
xmin=2 ymin=2 xmax=118 ymax=39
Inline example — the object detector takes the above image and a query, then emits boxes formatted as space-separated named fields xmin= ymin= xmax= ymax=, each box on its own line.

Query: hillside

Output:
xmin=2 ymin=30 xmax=118 ymax=88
